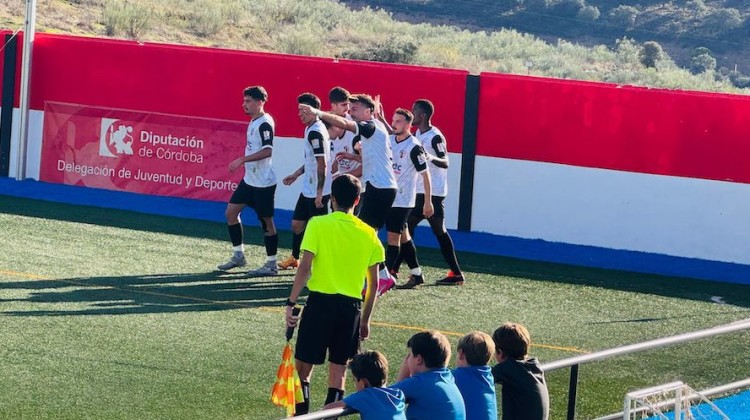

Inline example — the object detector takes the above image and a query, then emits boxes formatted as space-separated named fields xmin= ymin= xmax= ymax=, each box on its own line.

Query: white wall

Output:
xmin=472 ymin=156 xmax=750 ymax=265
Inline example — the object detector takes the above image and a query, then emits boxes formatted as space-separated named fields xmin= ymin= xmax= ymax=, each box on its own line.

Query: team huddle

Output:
xmin=218 ymin=85 xmax=465 ymax=289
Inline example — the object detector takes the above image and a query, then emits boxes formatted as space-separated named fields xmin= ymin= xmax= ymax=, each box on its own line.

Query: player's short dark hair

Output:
xmin=243 ymin=86 xmax=268 ymax=101
xmin=349 ymin=351 xmax=389 ymax=388
xmin=407 ymin=331 xmax=451 ymax=369
xmin=349 ymin=94 xmax=376 ymax=111
xmin=394 ymin=108 xmax=414 ymax=123
xmin=492 ymin=323 xmax=531 ymax=360
xmin=413 ymin=99 xmax=434 ymax=118
xmin=297 ymin=92 xmax=321 ymax=109
xmin=329 ymin=86 xmax=353 ymax=103
xmin=331 ymin=174 xmax=361 ymax=210
xmin=458 ymin=331 xmax=495 ymax=366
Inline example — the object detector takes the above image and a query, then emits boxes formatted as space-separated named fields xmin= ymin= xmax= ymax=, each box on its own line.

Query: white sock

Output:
xmin=233 ymin=245 xmax=244 ymax=253
xmin=266 ymin=255 xmax=277 ymax=263
xmin=410 ymin=267 xmax=422 ymax=276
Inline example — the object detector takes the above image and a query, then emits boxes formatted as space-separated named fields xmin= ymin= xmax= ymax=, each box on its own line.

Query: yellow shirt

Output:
xmin=301 ymin=211 xmax=385 ymax=299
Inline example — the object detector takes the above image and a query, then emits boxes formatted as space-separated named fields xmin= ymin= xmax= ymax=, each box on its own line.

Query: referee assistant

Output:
xmin=285 ymin=174 xmax=385 ymax=415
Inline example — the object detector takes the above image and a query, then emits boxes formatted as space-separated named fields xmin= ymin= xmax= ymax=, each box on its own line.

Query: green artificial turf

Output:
xmin=1 ymin=196 xmax=749 ymax=419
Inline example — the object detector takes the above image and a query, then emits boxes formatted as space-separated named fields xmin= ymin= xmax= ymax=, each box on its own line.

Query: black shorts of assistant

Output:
xmin=386 ymin=207 xmax=412 ymax=234
xmin=229 ymin=180 xmax=276 ymax=218
xmin=412 ymin=194 xmax=446 ymax=220
xmin=358 ymin=183 xmax=396 ymax=230
xmin=295 ymin=292 xmax=362 ymax=365
xmin=292 ymin=194 xmax=330 ymax=221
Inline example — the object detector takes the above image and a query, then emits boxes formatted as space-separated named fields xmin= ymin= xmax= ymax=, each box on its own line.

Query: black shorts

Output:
xmin=229 ymin=180 xmax=276 ymax=218
xmin=292 ymin=194 xmax=330 ymax=221
xmin=411 ymin=194 xmax=446 ymax=220
xmin=386 ymin=207 xmax=412 ymax=234
xmin=358 ymin=183 xmax=396 ymax=230
xmin=295 ymin=292 xmax=362 ymax=365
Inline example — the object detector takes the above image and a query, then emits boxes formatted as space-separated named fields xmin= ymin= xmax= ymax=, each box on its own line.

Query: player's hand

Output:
xmin=331 ymin=159 xmax=339 ymax=173
xmin=286 ymin=305 xmax=300 ymax=328
xmin=228 ymin=158 xmax=243 ymax=173
xmin=315 ymin=195 xmax=324 ymax=208
xmin=283 ymin=174 xmax=297 ymax=185
xmin=336 ymin=152 xmax=357 ymax=162
xmin=298 ymin=104 xmax=316 ymax=117
xmin=359 ymin=321 xmax=371 ymax=341
xmin=373 ymin=95 xmax=383 ymax=118
xmin=424 ymin=202 xmax=435 ymax=219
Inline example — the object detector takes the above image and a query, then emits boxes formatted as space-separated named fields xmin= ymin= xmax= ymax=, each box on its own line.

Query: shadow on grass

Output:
xmin=0 ymin=271 xmax=297 ymax=317
xmin=3 ymin=195 xmax=750 ymax=308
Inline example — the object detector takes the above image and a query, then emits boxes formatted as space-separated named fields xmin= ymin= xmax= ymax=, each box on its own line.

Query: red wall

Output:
xmin=476 ymin=72 xmax=750 ymax=184
xmin=28 ymin=33 xmax=468 ymax=152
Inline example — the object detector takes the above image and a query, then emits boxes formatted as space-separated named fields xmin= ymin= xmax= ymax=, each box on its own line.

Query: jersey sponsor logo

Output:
xmin=400 ymin=149 xmax=406 ymax=159
xmin=262 ymin=130 xmax=272 ymax=141
xmin=99 ymin=118 xmax=135 ymax=157
xmin=437 ymin=142 xmax=446 ymax=154
xmin=312 ymin=138 xmax=321 ymax=149
xmin=392 ymin=163 xmax=403 ymax=173
xmin=417 ymin=154 xmax=426 ymax=166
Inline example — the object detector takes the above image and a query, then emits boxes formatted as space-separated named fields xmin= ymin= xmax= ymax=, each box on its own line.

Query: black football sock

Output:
xmin=264 ymin=234 xmax=278 ymax=257
xmin=437 ymin=232 xmax=461 ymax=274
xmin=324 ymin=387 xmax=344 ymax=405
xmin=401 ymin=240 xmax=420 ymax=270
xmin=292 ymin=232 xmax=303 ymax=260
xmin=228 ymin=223 xmax=243 ymax=247
xmin=385 ymin=245 xmax=400 ymax=272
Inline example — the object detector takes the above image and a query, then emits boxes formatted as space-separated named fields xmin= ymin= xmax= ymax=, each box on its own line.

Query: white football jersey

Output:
xmin=243 ymin=113 xmax=276 ymax=187
xmin=330 ymin=129 xmax=361 ymax=176
xmin=415 ymin=126 xmax=448 ymax=197
xmin=302 ymin=119 xmax=332 ymax=198
xmin=354 ymin=119 xmax=397 ymax=190
xmin=390 ymin=135 xmax=428 ymax=208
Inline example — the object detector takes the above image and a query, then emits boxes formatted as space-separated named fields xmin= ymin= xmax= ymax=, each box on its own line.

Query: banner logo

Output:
xmin=99 ymin=118 xmax=134 ymax=157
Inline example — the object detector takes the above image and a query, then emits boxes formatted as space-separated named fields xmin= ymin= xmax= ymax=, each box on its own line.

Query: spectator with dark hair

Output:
xmin=285 ymin=174 xmax=384 ymax=415
xmin=391 ymin=331 xmax=466 ymax=419
xmin=323 ymin=351 xmax=406 ymax=419
xmin=277 ymin=92 xmax=332 ymax=271
xmin=453 ymin=331 xmax=498 ymax=420
xmin=492 ymin=323 xmax=550 ymax=420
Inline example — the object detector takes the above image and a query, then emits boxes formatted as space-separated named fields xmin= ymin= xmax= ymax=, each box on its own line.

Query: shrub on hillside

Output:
xmin=102 ymin=0 xmax=151 ymax=39
xmin=699 ymin=8 xmax=743 ymax=37
xmin=577 ymin=5 xmax=600 ymax=21
xmin=608 ymin=5 xmax=639 ymax=30
xmin=690 ymin=53 xmax=717 ymax=74
xmin=340 ymin=36 xmax=419 ymax=64
xmin=639 ymin=41 xmax=664 ymax=69
xmin=552 ymin=0 xmax=585 ymax=17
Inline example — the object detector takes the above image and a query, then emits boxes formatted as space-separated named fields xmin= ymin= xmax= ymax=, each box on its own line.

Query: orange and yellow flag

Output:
xmin=271 ymin=342 xmax=304 ymax=417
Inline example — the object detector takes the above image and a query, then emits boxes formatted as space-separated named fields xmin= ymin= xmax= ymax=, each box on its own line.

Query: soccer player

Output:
xmin=384 ymin=109 xmax=434 ymax=290
xmin=399 ymin=99 xmax=466 ymax=285
xmin=285 ymin=174 xmax=385 ymax=415
xmin=218 ymin=86 xmax=279 ymax=276
xmin=299 ymin=94 xmax=397 ymax=231
xmin=328 ymin=86 xmax=363 ymax=180
xmin=277 ymin=93 xmax=332 ymax=271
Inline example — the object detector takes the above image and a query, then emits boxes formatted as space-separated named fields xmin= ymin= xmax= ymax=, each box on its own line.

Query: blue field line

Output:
xmin=2 ymin=178 xmax=750 ymax=285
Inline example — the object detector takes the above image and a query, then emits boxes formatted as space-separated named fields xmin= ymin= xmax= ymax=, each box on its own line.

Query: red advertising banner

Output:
xmin=40 ymin=102 xmax=247 ymax=201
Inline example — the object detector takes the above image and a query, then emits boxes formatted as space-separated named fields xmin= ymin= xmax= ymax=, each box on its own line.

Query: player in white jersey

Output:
xmin=401 ymin=99 xmax=465 ymax=285
xmin=382 ymin=109 xmax=434 ymax=290
xmin=278 ymin=93 xmax=332 ymax=270
xmin=299 ymin=94 xmax=396 ymax=231
xmin=327 ymin=87 xmax=363 ymax=193
xmin=218 ymin=86 xmax=279 ymax=276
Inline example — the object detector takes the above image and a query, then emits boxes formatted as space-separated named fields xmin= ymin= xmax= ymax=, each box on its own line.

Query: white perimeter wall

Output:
xmin=472 ymin=156 xmax=750 ymax=265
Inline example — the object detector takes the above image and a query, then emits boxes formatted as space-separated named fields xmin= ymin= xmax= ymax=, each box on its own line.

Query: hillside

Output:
xmin=343 ymin=0 xmax=750 ymax=72
xmin=1 ymin=0 xmax=748 ymax=94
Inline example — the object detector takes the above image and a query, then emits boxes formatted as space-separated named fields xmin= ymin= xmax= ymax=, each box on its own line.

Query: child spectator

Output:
xmin=491 ymin=323 xmax=550 ymax=420
xmin=391 ymin=331 xmax=466 ymax=419
xmin=323 ymin=351 xmax=406 ymax=419
xmin=453 ymin=331 xmax=497 ymax=420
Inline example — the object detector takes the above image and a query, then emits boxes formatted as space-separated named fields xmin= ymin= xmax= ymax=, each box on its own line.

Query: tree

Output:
xmin=690 ymin=53 xmax=717 ymax=74
xmin=639 ymin=41 xmax=663 ymax=68
xmin=700 ymin=8 xmax=743 ymax=37
xmin=340 ymin=36 xmax=419 ymax=64
xmin=608 ymin=5 xmax=639 ymax=30
xmin=577 ymin=5 xmax=600 ymax=22
xmin=552 ymin=0 xmax=585 ymax=17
